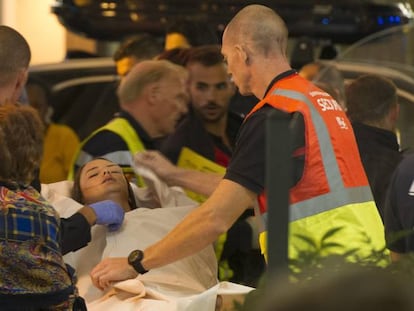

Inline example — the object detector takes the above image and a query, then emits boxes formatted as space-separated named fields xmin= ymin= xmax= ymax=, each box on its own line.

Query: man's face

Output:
xmin=152 ymin=73 xmax=189 ymax=136
xmin=187 ymin=62 xmax=235 ymax=123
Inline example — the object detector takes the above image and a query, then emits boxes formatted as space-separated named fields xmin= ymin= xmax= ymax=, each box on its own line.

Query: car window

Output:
xmin=51 ymin=79 xmax=120 ymax=140
xmin=317 ymin=24 xmax=414 ymax=151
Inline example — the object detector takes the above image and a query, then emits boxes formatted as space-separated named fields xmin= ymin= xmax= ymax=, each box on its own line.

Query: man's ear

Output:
xmin=235 ymin=44 xmax=250 ymax=65
xmin=147 ymin=83 xmax=159 ymax=105
xmin=17 ymin=69 xmax=28 ymax=88
xmin=14 ymin=69 xmax=28 ymax=102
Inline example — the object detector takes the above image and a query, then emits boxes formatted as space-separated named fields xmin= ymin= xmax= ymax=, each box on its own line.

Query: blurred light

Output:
xmin=101 ymin=2 xmax=117 ymax=10
xmin=102 ymin=10 xmax=116 ymax=17
xmin=397 ymin=3 xmax=414 ymax=19
xmin=377 ymin=16 xmax=385 ymax=25
xmin=130 ymin=12 xmax=139 ymax=21
xmin=321 ymin=17 xmax=330 ymax=25
xmin=74 ymin=0 xmax=92 ymax=6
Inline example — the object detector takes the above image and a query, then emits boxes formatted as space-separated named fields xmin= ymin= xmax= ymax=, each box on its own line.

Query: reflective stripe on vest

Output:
xmin=256 ymin=84 xmax=385 ymax=262
xmin=68 ymin=118 xmax=145 ymax=183
xmin=259 ymin=88 xmax=373 ymax=227
xmin=75 ymin=150 xmax=136 ymax=168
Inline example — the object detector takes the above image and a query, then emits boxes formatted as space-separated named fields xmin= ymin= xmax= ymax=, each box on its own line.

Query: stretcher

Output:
xmin=41 ymin=167 xmax=254 ymax=310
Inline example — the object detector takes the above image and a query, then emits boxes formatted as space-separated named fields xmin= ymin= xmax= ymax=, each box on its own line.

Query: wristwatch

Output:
xmin=127 ymin=249 xmax=148 ymax=274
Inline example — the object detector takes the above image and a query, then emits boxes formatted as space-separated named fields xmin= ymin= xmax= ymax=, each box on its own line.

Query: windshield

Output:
xmin=314 ymin=23 xmax=414 ymax=150
xmin=337 ymin=23 xmax=414 ymax=77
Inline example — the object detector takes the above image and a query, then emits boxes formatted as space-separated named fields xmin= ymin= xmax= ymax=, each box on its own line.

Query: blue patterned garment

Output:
xmin=0 ymin=182 xmax=76 ymax=310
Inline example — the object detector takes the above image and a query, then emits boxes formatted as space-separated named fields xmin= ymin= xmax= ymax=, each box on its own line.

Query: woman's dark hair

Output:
xmin=72 ymin=158 xmax=138 ymax=210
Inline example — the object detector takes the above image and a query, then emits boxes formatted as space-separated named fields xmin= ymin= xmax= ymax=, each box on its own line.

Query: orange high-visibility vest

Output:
xmin=248 ymin=73 xmax=386 ymax=262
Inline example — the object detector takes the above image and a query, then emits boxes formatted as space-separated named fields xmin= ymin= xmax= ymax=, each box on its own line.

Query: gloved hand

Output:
xmin=89 ymin=200 xmax=125 ymax=232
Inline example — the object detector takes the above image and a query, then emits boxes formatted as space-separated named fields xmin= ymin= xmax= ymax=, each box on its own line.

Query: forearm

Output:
xmin=142 ymin=179 xmax=255 ymax=270
xmin=165 ymin=167 xmax=223 ymax=197
xmin=77 ymin=205 xmax=97 ymax=226
xmin=60 ymin=212 xmax=92 ymax=254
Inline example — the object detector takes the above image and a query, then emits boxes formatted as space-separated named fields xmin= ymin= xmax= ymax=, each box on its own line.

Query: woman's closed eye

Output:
xmin=110 ymin=169 xmax=122 ymax=174
xmin=88 ymin=173 xmax=99 ymax=179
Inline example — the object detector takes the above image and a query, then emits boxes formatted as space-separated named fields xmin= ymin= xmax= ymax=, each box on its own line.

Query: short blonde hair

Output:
xmin=117 ymin=59 xmax=187 ymax=105
xmin=0 ymin=103 xmax=44 ymax=184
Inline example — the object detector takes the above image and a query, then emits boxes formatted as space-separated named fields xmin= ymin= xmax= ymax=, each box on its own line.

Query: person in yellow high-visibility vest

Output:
xmin=89 ymin=4 xmax=386 ymax=290
xmin=68 ymin=60 xmax=189 ymax=185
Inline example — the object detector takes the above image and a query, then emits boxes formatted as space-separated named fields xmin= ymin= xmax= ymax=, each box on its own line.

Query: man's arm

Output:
xmin=135 ymin=150 xmax=223 ymax=197
xmin=90 ymin=179 xmax=256 ymax=289
xmin=60 ymin=208 xmax=93 ymax=255
xmin=61 ymin=202 xmax=125 ymax=255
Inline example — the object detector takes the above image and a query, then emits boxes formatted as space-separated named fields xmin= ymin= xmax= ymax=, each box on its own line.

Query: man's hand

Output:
xmin=89 ymin=200 xmax=125 ymax=231
xmin=90 ymin=257 xmax=138 ymax=290
xmin=134 ymin=150 xmax=178 ymax=185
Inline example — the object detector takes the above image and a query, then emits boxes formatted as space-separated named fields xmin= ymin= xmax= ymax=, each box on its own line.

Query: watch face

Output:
xmin=128 ymin=249 xmax=148 ymax=274
xmin=128 ymin=250 xmax=142 ymax=264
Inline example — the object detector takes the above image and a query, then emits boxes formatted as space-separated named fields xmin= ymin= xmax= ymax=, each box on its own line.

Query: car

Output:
xmin=28 ymin=57 xmax=120 ymax=140
xmin=51 ymin=0 xmax=414 ymax=43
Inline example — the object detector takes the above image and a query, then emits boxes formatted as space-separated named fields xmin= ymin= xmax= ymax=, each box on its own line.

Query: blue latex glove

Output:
xmin=89 ymin=200 xmax=125 ymax=231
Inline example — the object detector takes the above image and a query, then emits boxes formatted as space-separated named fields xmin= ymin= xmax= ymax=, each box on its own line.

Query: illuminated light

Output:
xmin=102 ymin=10 xmax=116 ymax=17
xmin=388 ymin=16 xmax=395 ymax=23
xmin=130 ymin=12 xmax=140 ymax=21
xmin=100 ymin=1 xmax=116 ymax=10
xmin=395 ymin=16 xmax=401 ymax=23
xmin=74 ymin=0 xmax=92 ymax=6
xmin=397 ymin=3 xmax=414 ymax=19
xmin=377 ymin=16 xmax=384 ymax=25
xmin=321 ymin=17 xmax=329 ymax=25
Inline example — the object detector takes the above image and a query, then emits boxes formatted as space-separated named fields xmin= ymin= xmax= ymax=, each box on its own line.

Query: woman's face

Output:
xmin=79 ymin=159 xmax=130 ymax=206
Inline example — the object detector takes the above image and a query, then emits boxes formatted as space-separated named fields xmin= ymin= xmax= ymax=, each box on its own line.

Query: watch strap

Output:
xmin=128 ymin=250 xmax=148 ymax=274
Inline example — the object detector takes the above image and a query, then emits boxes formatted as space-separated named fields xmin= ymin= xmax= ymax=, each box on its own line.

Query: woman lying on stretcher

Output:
xmin=64 ymin=157 xmax=218 ymax=305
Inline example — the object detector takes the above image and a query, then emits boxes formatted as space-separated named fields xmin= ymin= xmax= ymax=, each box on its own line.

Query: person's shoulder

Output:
xmin=227 ymin=110 xmax=244 ymax=126
xmin=397 ymin=151 xmax=414 ymax=171
xmin=48 ymin=123 xmax=79 ymax=140
xmin=82 ymin=129 xmax=127 ymax=154
xmin=244 ymin=105 xmax=274 ymax=122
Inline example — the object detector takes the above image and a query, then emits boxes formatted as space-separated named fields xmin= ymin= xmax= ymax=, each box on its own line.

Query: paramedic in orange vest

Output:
xmin=90 ymin=4 xmax=386 ymax=288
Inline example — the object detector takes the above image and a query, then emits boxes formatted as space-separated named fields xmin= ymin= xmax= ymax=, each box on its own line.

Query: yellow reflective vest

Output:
xmin=68 ymin=118 xmax=145 ymax=186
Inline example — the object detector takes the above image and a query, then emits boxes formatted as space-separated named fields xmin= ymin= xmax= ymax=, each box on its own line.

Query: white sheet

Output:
xmin=41 ymin=167 xmax=254 ymax=310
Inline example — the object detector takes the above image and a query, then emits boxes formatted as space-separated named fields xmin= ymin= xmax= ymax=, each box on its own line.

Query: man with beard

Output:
xmin=161 ymin=45 xmax=239 ymax=168
xmin=160 ymin=45 xmax=265 ymax=286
